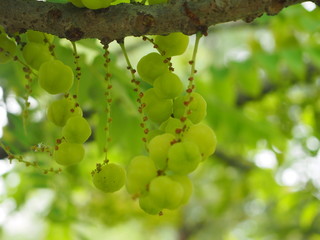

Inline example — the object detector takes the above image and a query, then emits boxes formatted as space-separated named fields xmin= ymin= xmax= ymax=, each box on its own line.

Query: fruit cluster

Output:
xmin=23 ymin=30 xmax=55 ymax=70
xmin=23 ymin=30 xmax=75 ymax=95
xmin=19 ymin=28 xmax=91 ymax=166
xmin=23 ymin=30 xmax=92 ymax=166
xmin=124 ymin=32 xmax=217 ymax=215
xmin=49 ymin=97 xmax=91 ymax=166
xmin=1 ymin=20 xmax=216 ymax=215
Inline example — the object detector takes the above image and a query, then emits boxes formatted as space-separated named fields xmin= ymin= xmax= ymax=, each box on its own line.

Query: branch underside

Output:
xmin=0 ymin=0 xmax=309 ymax=42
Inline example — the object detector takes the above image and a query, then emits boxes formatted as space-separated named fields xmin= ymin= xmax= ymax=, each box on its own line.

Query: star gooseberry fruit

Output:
xmin=53 ymin=142 xmax=85 ymax=166
xmin=137 ymin=52 xmax=168 ymax=85
xmin=38 ymin=60 xmax=74 ymax=94
xmin=22 ymin=42 xmax=54 ymax=70
xmin=154 ymin=32 xmax=189 ymax=57
xmin=62 ymin=116 xmax=91 ymax=144
xmin=0 ymin=34 xmax=17 ymax=64
xmin=92 ymin=163 xmax=126 ymax=193
xmin=81 ymin=0 xmax=112 ymax=9
xmin=26 ymin=30 xmax=54 ymax=44
xmin=47 ymin=97 xmax=82 ymax=127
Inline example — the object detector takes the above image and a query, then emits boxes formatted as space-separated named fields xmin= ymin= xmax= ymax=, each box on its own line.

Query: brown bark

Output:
xmin=0 ymin=0 xmax=310 ymax=43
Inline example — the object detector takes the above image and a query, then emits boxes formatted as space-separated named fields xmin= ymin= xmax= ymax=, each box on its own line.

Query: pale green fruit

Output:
xmin=139 ymin=194 xmax=162 ymax=215
xmin=153 ymin=72 xmax=183 ymax=99
xmin=26 ymin=30 xmax=54 ymax=43
xmin=155 ymin=32 xmax=189 ymax=57
xmin=170 ymin=175 xmax=193 ymax=205
xmin=148 ymin=176 xmax=184 ymax=210
xmin=148 ymin=133 xmax=175 ymax=170
xmin=148 ymin=0 xmax=167 ymax=4
xmin=137 ymin=52 xmax=168 ymax=85
xmin=126 ymin=156 xmax=157 ymax=195
xmin=38 ymin=60 xmax=74 ymax=94
xmin=53 ymin=142 xmax=85 ymax=166
xmin=167 ymin=141 xmax=201 ymax=174
xmin=62 ymin=116 xmax=91 ymax=144
xmin=146 ymin=129 xmax=164 ymax=143
xmin=82 ymin=0 xmax=112 ymax=9
xmin=160 ymin=117 xmax=192 ymax=136
xmin=92 ymin=163 xmax=125 ymax=193
xmin=69 ymin=0 xmax=85 ymax=7
xmin=173 ymin=92 xmax=207 ymax=124
xmin=142 ymin=88 xmax=173 ymax=123
xmin=0 ymin=34 xmax=16 ymax=64
xmin=183 ymin=123 xmax=217 ymax=160
xmin=22 ymin=42 xmax=53 ymax=70
xmin=47 ymin=98 xmax=82 ymax=127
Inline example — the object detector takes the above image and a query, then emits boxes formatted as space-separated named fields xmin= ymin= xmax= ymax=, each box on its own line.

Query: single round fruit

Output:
xmin=173 ymin=92 xmax=207 ymax=124
xmin=183 ymin=123 xmax=217 ymax=160
xmin=82 ymin=0 xmax=112 ymax=9
xmin=53 ymin=142 xmax=85 ymax=166
xmin=148 ymin=176 xmax=184 ymax=210
xmin=148 ymin=0 xmax=167 ymax=4
xmin=0 ymin=34 xmax=16 ymax=64
xmin=167 ymin=141 xmax=201 ymax=174
xmin=22 ymin=42 xmax=53 ymax=70
xmin=111 ymin=0 xmax=130 ymax=4
xmin=69 ymin=0 xmax=85 ymax=7
xmin=139 ymin=194 xmax=162 ymax=215
xmin=137 ymin=52 xmax=168 ymax=85
xmin=170 ymin=175 xmax=193 ymax=205
xmin=142 ymin=88 xmax=173 ymax=123
xmin=26 ymin=30 xmax=54 ymax=43
xmin=92 ymin=163 xmax=125 ymax=193
xmin=62 ymin=116 xmax=91 ymax=144
xmin=38 ymin=60 xmax=74 ymax=94
xmin=153 ymin=72 xmax=183 ymax=99
xmin=126 ymin=156 xmax=157 ymax=195
xmin=154 ymin=32 xmax=189 ymax=57
xmin=160 ymin=117 xmax=192 ymax=136
xmin=146 ymin=129 xmax=164 ymax=143
xmin=47 ymin=98 xmax=82 ymax=127
xmin=148 ymin=133 xmax=175 ymax=170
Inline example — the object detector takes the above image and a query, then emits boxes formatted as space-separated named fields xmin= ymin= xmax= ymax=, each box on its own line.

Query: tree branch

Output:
xmin=0 ymin=0 xmax=308 ymax=42
xmin=0 ymin=147 xmax=8 ymax=160
xmin=214 ymin=149 xmax=254 ymax=171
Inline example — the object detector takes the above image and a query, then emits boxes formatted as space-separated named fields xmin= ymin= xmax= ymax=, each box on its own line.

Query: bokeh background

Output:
xmin=0 ymin=1 xmax=320 ymax=239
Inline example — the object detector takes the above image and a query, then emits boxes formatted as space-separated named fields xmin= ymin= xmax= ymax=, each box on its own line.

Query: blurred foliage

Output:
xmin=0 ymin=2 xmax=320 ymax=240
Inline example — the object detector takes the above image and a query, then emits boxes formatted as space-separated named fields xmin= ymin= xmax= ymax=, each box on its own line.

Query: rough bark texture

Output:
xmin=0 ymin=0 xmax=311 ymax=42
